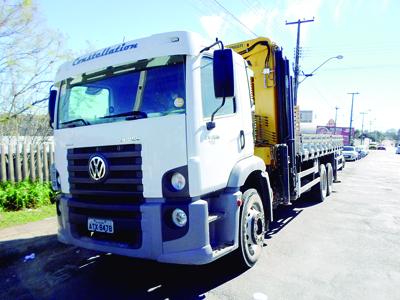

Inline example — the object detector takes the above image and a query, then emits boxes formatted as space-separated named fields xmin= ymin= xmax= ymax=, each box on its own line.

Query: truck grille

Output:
xmin=67 ymin=144 xmax=143 ymax=204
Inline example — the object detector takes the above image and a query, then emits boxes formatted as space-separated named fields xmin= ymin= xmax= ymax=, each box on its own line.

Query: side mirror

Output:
xmin=49 ymin=89 xmax=57 ymax=129
xmin=213 ymin=49 xmax=234 ymax=98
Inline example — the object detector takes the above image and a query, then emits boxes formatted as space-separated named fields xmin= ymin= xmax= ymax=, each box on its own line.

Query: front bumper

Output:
xmin=344 ymin=154 xmax=357 ymax=161
xmin=57 ymin=196 xmax=219 ymax=265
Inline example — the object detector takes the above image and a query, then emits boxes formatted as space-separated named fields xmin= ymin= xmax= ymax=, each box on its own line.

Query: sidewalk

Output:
xmin=0 ymin=217 xmax=58 ymax=264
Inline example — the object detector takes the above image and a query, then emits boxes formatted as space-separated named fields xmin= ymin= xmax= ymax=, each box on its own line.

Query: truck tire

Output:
xmin=312 ymin=164 xmax=327 ymax=202
xmin=237 ymin=188 xmax=266 ymax=268
xmin=326 ymin=163 xmax=333 ymax=196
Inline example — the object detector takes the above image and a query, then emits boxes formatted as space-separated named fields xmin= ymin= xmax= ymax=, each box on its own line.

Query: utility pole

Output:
xmin=286 ymin=18 xmax=314 ymax=105
xmin=334 ymin=106 xmax=339 ymax=133
xmin=360 ymin=111 xmax=368 ymax=144
xmin=348 ymin=92 xmax=359 ymax=145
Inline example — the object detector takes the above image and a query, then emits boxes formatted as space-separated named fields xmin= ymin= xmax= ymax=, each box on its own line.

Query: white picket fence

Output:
xmin=0 ymin=143 xmax=54 ymax=183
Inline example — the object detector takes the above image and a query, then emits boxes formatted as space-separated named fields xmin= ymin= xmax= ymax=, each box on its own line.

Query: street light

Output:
xmin=299 ymin=55 xmax=343 ymax=84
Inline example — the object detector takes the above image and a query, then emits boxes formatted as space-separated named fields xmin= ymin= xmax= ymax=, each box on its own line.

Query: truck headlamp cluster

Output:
xmin=171 ymin=172 xmax=186 ymax=191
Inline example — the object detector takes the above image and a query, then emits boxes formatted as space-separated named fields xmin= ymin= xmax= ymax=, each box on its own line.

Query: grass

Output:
xmin=0 ymin=204 xmax=56 ymax=230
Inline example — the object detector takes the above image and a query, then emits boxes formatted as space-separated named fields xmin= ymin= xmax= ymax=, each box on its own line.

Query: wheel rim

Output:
xmin=326 ymin=165 xmax=333 ymax=194
xmin=242 ymin=198 xmax=265 ymax=263
xmin=321 ymin=168 xmax=327 ymax=196
xmin=329 ymin=168 xmax=333 ymax=186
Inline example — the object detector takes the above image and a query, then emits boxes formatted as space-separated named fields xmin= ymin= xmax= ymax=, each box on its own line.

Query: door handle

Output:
xmin=240 ymin=130 xmax=245 ymax=150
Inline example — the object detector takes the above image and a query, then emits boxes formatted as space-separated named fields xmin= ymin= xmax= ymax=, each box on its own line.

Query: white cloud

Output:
xmin=239 ymin=8 xmax=267 ymax=33
xmin=284 ymin=0 xmax=321 ymax=20
xmin=334 ymin=0 xmax=346 ymax=21
xmin=199 ymin=14 xmax=227 ymax=40
xmin=238 ymin=6 xmax=280 ymax=38
xmin=382 ymin=0 xmax=391 ymax=11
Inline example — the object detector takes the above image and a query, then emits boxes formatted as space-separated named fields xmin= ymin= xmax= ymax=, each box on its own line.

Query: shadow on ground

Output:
xmin=52 ymin=254 xmax=247 ymax=300
xmin=267 ymin=195 xmax=322 ymax=238
xmin=0 ymin=234 xmax=247 ymax=300
xmin=0 ymin=197 xmax=324 ymax=300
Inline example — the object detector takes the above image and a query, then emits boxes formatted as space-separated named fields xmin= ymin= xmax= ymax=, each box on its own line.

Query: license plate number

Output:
xmin=88 ymin=218 xmax=114 ymax=234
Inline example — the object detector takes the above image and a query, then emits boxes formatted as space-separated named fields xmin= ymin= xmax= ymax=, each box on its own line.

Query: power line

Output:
xmin=301 ymin=64 xmax=400 ymax=71
xmin=211 ymin=0 xmax=258 ymax=37
xmin=308 ymin=85 xmax=335 ymax=110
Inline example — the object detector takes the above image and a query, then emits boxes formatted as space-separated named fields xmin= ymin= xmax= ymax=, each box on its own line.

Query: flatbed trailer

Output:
xmin=229 ymin=38 xmax=344 ymax=207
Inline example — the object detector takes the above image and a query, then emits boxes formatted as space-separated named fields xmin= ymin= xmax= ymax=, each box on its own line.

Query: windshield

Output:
xmin=343 ymin=146 xmax=355 ymax=151
xmin=57 ymin=55 xmax=186 ymax=128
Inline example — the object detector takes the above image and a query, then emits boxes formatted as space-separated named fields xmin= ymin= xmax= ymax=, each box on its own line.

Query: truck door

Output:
xmin=192 ymin=56 xmax=247 ymax=195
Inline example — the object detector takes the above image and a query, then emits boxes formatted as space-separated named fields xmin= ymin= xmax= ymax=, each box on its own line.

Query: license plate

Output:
xmin=88 ymin=218 xmax=114 ymax=234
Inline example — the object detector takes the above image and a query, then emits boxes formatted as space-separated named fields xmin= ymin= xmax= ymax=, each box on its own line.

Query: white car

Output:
xmin=342 ymin=146 xmax=359 ymax=161
xmin=356 ymin=145 xmax=369 ymax=158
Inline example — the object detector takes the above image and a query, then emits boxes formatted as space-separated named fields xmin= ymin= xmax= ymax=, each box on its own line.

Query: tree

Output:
xmin=0 ymin=0 xmax=69 ymax=142
xmin=354 ymin=129 xmax=361 ymax=139
xmin=384 ymin=129 xmax=397 ymax=141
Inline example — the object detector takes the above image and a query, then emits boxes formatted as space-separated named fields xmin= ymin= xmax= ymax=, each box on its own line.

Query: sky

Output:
xmin=38 ymin=0 xmax=400 ymax=131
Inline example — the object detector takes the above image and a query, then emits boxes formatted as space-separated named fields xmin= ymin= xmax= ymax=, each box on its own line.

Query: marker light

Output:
xmin=171 ymin=172 xmax=186 ymax=191
xmin=50 ymin=163 xmax=61 ymax=191
xmin=172 ymin=209 xmax=187 ymax=227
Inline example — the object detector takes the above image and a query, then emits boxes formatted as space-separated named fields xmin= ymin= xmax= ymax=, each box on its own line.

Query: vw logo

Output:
xmin=88 ymin=155 xmax=107 ymax=181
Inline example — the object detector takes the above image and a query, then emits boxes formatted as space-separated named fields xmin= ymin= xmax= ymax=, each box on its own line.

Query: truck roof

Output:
xmin=55 ymin=31 xmax=208 ymax=82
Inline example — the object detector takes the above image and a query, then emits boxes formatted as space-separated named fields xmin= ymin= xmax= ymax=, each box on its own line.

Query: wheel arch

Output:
xmin=227 ymin=156 xmax=273 ymax=223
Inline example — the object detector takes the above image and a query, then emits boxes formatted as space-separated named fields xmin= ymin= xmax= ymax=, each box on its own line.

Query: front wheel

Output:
xmin=238 ymin=188 xmax=266 ymax=268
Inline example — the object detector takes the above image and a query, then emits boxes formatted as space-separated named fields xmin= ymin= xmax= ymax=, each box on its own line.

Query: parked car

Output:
xmin=377 ymin=144 xmax=386 ymax=150
xmin=342 ymin=146 xmax=359 ymax=161
xmin=355 ymin=145 xmax=369 ymax=158
xmin=396 ymin=146 xmax=400 ymax=154
xmin=369 ymin=142 xmax=377 ymax=150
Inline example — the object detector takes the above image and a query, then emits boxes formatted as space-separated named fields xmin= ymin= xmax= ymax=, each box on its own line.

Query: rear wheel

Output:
xmin=326 ymin=163 xmax=333 ymax=196
xmin=238 ymin=188 xmax=266 ymax=268
xmin=312 ymin=164 xmax=327 ymax=202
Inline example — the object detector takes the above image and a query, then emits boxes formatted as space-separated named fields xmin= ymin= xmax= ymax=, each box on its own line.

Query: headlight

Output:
xmin=171 ymin=172 xmax=186 ymax=191
xmin=172 ymin=208 xmax=187 ymax=227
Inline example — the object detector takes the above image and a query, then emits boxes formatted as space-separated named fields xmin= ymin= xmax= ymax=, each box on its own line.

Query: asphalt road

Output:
xmin=1 ymin=150 xmax=399 ymax=300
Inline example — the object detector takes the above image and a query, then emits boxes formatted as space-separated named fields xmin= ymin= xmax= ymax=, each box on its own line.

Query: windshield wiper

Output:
xmin=101 ymin=111 xmax=147 ymax=120
xmin=61 ymin=118 xmax=90 ymax=127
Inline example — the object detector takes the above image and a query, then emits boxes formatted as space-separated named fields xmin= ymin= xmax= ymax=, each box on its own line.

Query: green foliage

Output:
xmin=0 ymin=181 xmax=57 ymax=212
xmin=364 ymin=129 xmax=400 ymax=143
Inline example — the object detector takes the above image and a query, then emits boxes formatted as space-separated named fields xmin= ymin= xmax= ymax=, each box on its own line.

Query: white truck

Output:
xmin=49 ymin=31 xmax=344 ymax=268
